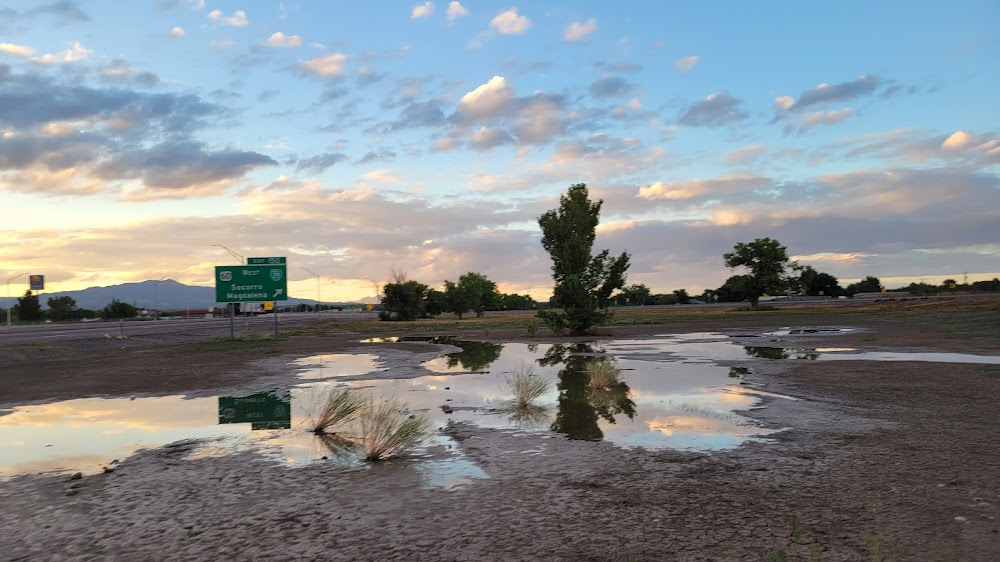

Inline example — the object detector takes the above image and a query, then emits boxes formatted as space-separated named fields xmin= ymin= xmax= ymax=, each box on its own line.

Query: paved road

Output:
xmin=0 ymin=312 xmax=378 ymax=346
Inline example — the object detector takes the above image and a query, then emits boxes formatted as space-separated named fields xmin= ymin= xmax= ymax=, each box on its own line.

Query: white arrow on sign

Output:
xmin=273 ymin=289 xmax=283 ymax=298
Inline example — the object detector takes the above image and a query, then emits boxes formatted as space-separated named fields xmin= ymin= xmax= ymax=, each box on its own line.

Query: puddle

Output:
xmin=290 ymin=353 xmax=386 ymax=379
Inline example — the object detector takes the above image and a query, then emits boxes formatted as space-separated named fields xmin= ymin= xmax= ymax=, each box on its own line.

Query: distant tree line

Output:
xmin=7 ymin=292 xmax=140 ymax=323
xmin=378 ymin=271 xmax=539 ymax=321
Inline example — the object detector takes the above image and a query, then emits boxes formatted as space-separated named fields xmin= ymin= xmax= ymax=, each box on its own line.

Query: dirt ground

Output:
xmin=1 ymin=308 xmax=999 ymax=561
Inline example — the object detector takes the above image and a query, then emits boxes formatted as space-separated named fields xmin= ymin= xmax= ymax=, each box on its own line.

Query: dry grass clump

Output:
xmin=358 ymin=398 xmax=431 ymax=461
xmin=312 ymin=388 xmax=366 ymax=434
xmin=503 ymin=364 xmax=550 ymax=407
xmin=586 ymin=360 xmax=623 ymax=391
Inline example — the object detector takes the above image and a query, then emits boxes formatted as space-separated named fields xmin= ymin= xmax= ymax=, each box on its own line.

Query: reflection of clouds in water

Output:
xmin=294 ymin=353 xmax=386 ymax=379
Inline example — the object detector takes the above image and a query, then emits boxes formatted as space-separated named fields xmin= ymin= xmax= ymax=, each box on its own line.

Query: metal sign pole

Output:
xmin=273 ymin=306 xmax=278 ymax=337
xmin=229 ymin=303 xmax=235 ymax=339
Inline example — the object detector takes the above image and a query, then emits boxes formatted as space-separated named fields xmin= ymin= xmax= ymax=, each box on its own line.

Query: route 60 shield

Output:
xmin=269 ymin=269 xmax=284 ymax=282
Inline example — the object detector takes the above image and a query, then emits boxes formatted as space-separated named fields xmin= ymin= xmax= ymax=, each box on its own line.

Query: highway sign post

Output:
xmin=215 ymin=260 xmax=287 ymax=338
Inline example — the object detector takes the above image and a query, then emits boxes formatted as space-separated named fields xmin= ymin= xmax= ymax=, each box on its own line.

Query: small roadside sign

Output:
xmin=263 ymin=301 xmax=274 ymax=311
xmin=29 ymin=275 xmax=44 ymax=290
xmin=215 ymin=264 xmax=288 ymax=302
xmin=247 ymin=257 xmax=286 ymax=265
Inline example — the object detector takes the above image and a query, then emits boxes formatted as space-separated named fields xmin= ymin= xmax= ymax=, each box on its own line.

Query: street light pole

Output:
xmin=6 ymin=273 xmax=27 ymax=327
xmin=212 ymin=244 xmax=245 ymax=265
xmin=301 ymin=268 xmax=321 ymax=315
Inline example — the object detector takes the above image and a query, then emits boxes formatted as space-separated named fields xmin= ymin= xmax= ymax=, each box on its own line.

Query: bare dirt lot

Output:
xmin=1 ymin=298 xmax=999 ymax=561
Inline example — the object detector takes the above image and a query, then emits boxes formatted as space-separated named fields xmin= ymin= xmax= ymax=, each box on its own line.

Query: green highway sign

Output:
xmin=215 ymin=264 xmax=288 ymax=302
xmin=247 ymin=256 xmax=286 ymax=265
xmin=218 ymin=390 xmax=291 ymax=430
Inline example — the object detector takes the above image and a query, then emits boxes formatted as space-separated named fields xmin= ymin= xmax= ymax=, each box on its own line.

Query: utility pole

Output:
xmin=301 ymin=268 xmax=321 ymax=315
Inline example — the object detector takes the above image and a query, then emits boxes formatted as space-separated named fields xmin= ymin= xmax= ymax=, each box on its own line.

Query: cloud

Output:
xmin=99 ymin=59 xmax=134 ymax=78
xmin=446 ymin=1 xmax=469 ymax=21
xmin=834 ymin=128 xmax=1000 ymax=166
xmin=589 ymin=76 xmax=632 ymax=98
xmin=169 ymin=26 xmax=185 ymax=38
xmin=724 ymin=145 xmax=767 ymax=166
xmin=490 ymin=8 xmax=531 ymax=35
xmin=25 ymin=1 xmax=92 ymax=24
xmin=455 ymin=76 xmax=516 ymax=120
xmin=30 ymin=41 xmax=91 ymax=65
xmin=300 ymin=53 xmax=348 ymax=77
xmin=674 ymin=55 xmax=699 ymax=73
xmin=294 ymin=152 xmax=348 ymax=173
xmin=469 ymin=126 xmax=514 ymax=151
xmin=780 ymin=75 xmax=881 ymax=112
xmin=801 ymin=108 xmax=855 ymax=129
xmin=95 ymin=140 xmax=276 ymax=194
xmin=356 ymin=149 xmax=397 ymax=165
xmin=411 ymin=2 xmax=434 ymax=20
xmin=266 ymin=32 xmax=302 ymax=47
xmin=387 ymin=100 xmax=447 ymax=131
xmin=678 ymin=92 xmax=748 ymax=127
xmin=207 ymin=9 xmax=248 ymax=27
xmin=638 ymin=175 xmax=772 ymax=202
xmin=0 ymin=43 xmax=35 ymax=57
xmin=564 ymin=19 xmax=597 ymax=41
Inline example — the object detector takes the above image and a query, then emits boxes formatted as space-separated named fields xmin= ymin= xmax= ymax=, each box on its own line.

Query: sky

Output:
xmin=1 ymin=0 xmax=998 ymax=303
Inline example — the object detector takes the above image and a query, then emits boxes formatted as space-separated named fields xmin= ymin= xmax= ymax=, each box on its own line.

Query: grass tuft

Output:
xmin=503 ymin=363 xmax=550 ymax=407
xmin=358 ymin=398 xmax=431 ymax=461
xmin=586 ymin=359 xmax=623 ymax=391
xmin=312 ymin=388 xmax=366 ymax=434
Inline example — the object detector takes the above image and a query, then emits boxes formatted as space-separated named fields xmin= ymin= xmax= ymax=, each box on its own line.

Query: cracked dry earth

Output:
xmin=1 ymin=322 xmax=999 ymax=561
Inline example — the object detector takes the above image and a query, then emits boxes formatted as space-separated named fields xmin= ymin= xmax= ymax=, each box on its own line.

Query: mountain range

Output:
xmin=0 ymin=279 xmax=374 ymax=311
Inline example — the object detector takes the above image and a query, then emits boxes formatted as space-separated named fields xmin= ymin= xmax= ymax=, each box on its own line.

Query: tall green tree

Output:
xmin=14 ymin=290 xmax=42 ymax=322
xmin=381 ymin=280 xmax=429 ymax=321
xmin=501 ymin=293 xmax=537 ymax=310
xmin=442 ymin=280 xmax=472 ymax=320
xmin=537 ymin=183 xmax=631 ymax=335
xmin=723 ymin=237 xmax=790 ymax=309
xmin=47 ymin=296 xmax=77 ymax=321
xmin=791 ymin=265 xmax=842 ymax=297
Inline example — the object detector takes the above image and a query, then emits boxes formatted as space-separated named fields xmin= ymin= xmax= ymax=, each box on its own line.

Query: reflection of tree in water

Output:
xmin=744 ymin=346 xmax=790 ymax=360
xmin=743 ymin=346 xmax=818 ymax=361
xmin=445 ymin=340 xmax=504 ymax=371
xmin=542 ymin=344 xmax=636 ymax=441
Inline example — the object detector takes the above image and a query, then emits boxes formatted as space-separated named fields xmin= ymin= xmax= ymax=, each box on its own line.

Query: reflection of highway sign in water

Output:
xmin=218 ymin=390 xmax=291 ymax=430
xmin=214 ymin=265 xmax=288 ymax=302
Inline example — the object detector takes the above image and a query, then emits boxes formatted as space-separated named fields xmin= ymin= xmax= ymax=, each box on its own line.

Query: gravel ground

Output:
xmin=1 ymin=316 xmax=998 ymax=561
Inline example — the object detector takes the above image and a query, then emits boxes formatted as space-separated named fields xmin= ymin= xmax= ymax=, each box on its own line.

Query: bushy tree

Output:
xmin=501 ymin=293 xmax=537 ymax=310
xmin=538 ymin=183 xmax=630 ymax=335
xmin=14 ymin=290 xmax=42 ymax=322
xmin=616 ymin=284 xmax=652 ymax=306
xmin=47 ymin=296 xmax=77 ymax=321
xmin=723 ymin=237 xmax=790 ymax=309
xmin=791 ymin=265 xmax=842 ymax=297
xmin=672 ymin=289 xmax=691 ymax=304
xmin=424 ymin=288 xmax=445 ymax=317
xmin=715 ymin=275 xmax=752 ymax=303
xmin=101 ymin=299 xmax=138 ymax=319
xmin=845 ymin=275 xmax=882 ymax=296
xmin=381 ymin=279 xmax=429 ymax=321
xmin=443 ymin=272 xmax=501 ymax=319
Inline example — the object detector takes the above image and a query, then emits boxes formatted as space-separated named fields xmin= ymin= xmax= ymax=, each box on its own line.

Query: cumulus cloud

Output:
xmin=300 ymin=53 xmax=348 ymax=77
xmin=31 ymin=41 xmax=91 ymax=65
xmin=411 ymin=2 xmax=434 ymax=20
xmin=169 ymin=26 xmax=185 ymax=38
xmin=674 ymin=56 xmax=699 ymax=73
xmin=99 ymin=59 xmax=134 ymax=78
xmin=456 ymin=76 xmax=516 ymax=120
xmin=266 ymin=32 xmax=302 ymax=47
xmin=678 ymin=92 xmax=748 ymax=127
xmin=564 ymin=19 xmax=597 ymax=41
xmin=207 ymin=9 xmax=248 ymax=27
xmin=0 ymin=43 xmax=35 ymax=57
xmin=490 ymin=8 xmax=531 ymax=35
xmin=801 ymin=108 xmax=855 ymax=128
xmin=446 ymin=1 xmax=469 ymax=21
xmin=638 ymin=175 xmax=772 ymax=202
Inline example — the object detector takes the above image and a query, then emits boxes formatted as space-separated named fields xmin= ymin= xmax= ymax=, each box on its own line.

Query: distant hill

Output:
xmin=0 ymin=279 xmax=363 ymax=311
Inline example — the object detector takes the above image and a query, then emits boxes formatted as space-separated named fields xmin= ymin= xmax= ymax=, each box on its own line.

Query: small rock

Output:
xmin=955 ymin=516 xmax=968 ymax=523
xmin=103 ymin=466 xmax=115 ymax=474
xmin=66 ymin=490 xmax=78 ymax=497
xmin=68 ymin=472 xmax=83 ymax=481
xmin=444 ymin=387 xmax=451 ymax=390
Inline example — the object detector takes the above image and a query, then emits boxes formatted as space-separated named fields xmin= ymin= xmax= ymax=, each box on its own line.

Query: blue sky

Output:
xmin=1 ymin=0 xmax=998 ymax=301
